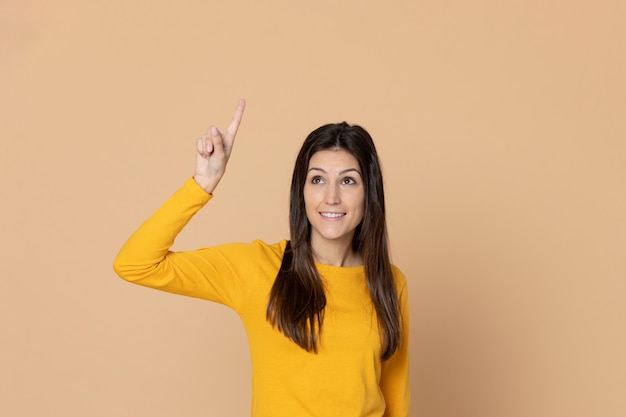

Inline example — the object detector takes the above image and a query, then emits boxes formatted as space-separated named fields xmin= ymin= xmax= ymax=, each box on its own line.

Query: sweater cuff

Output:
xmin=184 ymin=177 xmax=214 ymax=202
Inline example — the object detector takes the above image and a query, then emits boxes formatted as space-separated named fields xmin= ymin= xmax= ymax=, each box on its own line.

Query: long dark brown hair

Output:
xmin=266 ymin=122 xmax=401 ymax=360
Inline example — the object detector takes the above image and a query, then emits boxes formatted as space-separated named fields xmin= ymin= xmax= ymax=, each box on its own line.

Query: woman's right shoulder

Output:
xmin=201 ymin=240 xmax=288 ymax=288
xmin=257 ymin=239 xmax=289 ymax=256
xmin=250 ymin=239 xmax=289 ymax=259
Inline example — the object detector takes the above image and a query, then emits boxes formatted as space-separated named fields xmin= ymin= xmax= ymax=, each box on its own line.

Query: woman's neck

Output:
xmin=310 ymin=236 xmax=362 ymax=267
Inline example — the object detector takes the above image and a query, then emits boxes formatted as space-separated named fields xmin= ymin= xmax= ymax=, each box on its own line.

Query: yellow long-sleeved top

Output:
xmin=113 ymin=178 xmax=410 ymax=417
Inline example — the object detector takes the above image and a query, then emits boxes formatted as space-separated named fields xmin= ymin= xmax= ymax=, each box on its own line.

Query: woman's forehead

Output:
xmin=307 ymin=149 xmax=360 ymax=173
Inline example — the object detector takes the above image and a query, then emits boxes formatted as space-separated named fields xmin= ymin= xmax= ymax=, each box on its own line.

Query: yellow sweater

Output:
xmin=113 ymin=178 xmax=410 ymax=417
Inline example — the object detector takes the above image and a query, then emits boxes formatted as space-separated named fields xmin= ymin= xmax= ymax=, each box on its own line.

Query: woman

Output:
xmin=113 ymin=100 xmax=410 ymax=416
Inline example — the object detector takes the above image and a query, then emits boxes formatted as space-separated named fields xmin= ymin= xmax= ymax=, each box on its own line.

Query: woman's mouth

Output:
xmin=320 ymin=212 xmax=346 ymax=219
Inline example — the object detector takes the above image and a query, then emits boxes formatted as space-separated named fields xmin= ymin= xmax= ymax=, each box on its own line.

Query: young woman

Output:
xmin=113 ymin=100 xmax=410 ymax=416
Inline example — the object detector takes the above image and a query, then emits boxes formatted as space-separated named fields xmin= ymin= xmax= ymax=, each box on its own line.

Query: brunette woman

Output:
xmin=114 ymin=100 xmax=410 ymax=416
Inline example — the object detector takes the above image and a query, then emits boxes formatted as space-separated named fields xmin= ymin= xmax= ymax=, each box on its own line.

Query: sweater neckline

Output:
xmin=315 ymin=262 xmax=364 ymax=277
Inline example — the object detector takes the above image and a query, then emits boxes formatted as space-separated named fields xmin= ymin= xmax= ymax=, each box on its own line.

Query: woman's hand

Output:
xmin=194 ymin=99 xmax=246 ymax=193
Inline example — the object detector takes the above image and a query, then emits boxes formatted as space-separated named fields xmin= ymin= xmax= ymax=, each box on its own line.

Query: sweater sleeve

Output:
xmin=380 ymin=268 xmax=411 ymax=417
xmin=112 ymin=178 xmax=257 ymax=310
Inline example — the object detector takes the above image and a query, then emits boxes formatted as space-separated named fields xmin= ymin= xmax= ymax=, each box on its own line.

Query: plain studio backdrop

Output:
xmin=1 ymin=1 xmax=624 ymax=416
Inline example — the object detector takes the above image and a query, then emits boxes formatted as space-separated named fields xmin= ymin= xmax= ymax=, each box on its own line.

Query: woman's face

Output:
xmin=303 ymin=149 xmax=365 ymax=249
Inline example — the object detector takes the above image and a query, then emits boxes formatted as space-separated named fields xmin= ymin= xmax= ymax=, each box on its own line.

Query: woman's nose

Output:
xmin=325 ymin=185 xmax=341 ymax=204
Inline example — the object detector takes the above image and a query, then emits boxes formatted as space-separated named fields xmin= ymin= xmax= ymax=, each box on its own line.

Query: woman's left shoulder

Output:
xmin=390 ymin=264 xmax=408 ymax=287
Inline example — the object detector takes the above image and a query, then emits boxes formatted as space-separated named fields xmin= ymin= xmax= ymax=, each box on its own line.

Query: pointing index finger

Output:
xmin=224 ymin=99 xmax=246 ymax=140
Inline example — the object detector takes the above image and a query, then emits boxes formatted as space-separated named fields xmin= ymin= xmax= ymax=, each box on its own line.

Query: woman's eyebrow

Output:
xmin=307 ymin=167 xmax=362 ymax=176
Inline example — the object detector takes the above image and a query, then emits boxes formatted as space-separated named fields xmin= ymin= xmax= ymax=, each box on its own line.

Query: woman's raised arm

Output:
xmin=113 ymin=99 xmax=246 ymax=287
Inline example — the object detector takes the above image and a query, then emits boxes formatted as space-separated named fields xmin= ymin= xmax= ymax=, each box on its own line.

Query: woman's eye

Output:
xmin=342 ymin=177 xmax=357 ymax=185
xmin=311 ymin=177 xmax=324 ymax=184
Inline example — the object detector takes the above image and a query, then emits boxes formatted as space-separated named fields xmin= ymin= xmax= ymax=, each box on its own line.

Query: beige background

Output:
xmin=1 ymin=1 xmax=625 ymax=416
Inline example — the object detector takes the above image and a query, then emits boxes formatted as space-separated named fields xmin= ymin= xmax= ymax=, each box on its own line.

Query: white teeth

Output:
xmin=321 ymin=212 xmax=345 ymax=218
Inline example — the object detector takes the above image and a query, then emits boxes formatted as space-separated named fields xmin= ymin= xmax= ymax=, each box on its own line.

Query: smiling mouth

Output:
xmin=320 ymin=212 xmax=346 ymax=218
